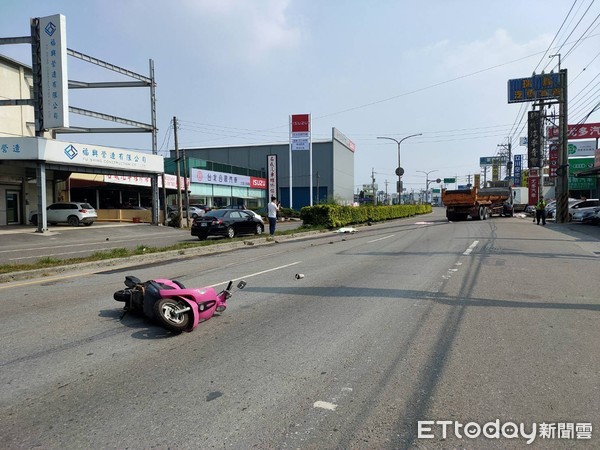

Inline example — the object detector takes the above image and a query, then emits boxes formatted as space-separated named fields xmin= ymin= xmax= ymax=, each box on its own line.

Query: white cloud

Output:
xmin=440 ymin=29 xmax=552 ymax=75
xmin=182 ymin=0 xmax=301 ymax=63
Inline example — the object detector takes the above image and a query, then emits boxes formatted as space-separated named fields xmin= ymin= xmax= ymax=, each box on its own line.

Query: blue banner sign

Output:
xmin=508 ymin=73 xmax=562 ymax=103
xmin=513 ymin=154 xmax=522 ymax=186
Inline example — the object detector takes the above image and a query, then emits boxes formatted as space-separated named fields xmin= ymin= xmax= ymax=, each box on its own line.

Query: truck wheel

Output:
xmin=483 ymin=208 xmax=489 ymax=220
xmin=478 ymin=207 xmax=485 ymax=220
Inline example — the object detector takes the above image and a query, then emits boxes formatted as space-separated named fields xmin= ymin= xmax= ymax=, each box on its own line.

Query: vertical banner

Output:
xmin=548 ymin=143 xmax=559 ymax=177
xmin=513 ymin=155 xmax=522 ymax=186
xmin=267 ymin=154 xmax=277 ymax=201
xmin=289 ymin=114 xmax=312 ymax=208
xmin=39 ymin=14 xmax=69 ymax=129
xmin=473 ymin=173 xmax=481 ymax=189
xmin=528 ymin=168 xmax=539 ymax=205
xmin=527 ymin=111 xmax=542 ymax=168
xmin=492 ymin=159 xmax=499 ymax=181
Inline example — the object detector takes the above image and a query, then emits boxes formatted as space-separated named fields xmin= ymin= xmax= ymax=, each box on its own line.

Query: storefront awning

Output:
xmin=574 ymin=167 xmax=600 ymax=177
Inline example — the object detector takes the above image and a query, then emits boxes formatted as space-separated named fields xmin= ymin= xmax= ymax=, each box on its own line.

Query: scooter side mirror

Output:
xmin=237 ymin=280 xmax=247 ymax=289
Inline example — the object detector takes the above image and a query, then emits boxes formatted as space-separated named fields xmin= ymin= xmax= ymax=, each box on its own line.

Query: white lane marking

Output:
xmin=209 ymin=261 xmax=302 ymax=288
xmin=314 ymin=401 xmax=337 ymax=411
xmin=463 ymin=240 xmax=479 ymax=256
xmin=1 ymin=261 xmax=302 ymax=291
xmin=367 ymin=234 xmax=395 ymax=243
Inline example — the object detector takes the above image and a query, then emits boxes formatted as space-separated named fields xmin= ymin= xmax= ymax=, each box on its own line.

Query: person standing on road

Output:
xmin=535 ymin=195 xmax=547 ymax=225
xmin=267 ymin=196 xmax=280 ymax=236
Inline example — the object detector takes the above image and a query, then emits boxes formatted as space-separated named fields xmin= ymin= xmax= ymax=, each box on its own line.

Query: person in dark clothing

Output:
xmin=535 ymin=196 xmax=547 ymax=225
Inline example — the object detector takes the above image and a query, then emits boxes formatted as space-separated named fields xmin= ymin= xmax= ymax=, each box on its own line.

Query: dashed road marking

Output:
xmin=367 ymin=234 xmax=395 ymax=243
xmin=463 ymin=240 xmax=479 ymax=255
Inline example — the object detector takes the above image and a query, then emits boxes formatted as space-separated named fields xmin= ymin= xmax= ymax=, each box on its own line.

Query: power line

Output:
xmin=544 ymin=0 xmax=597 ymax=72
xmin=532 ymin=0 xmax=579 ymax=73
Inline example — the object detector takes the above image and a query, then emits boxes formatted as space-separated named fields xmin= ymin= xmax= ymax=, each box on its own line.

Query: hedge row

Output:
xmin=300 ymin=204 xmax=433 ymax=228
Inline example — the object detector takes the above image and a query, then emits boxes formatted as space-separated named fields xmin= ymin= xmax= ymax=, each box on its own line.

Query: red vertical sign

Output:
xmin=549 ymin=144 xmax=559 ymax=177
xmin=291 ymin=114 xmax=310 ymax=132
xmin=528 ymin=168 xmax=539 ymax=205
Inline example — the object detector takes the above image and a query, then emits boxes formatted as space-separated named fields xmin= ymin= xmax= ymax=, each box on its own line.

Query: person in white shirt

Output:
xmin=267 ymin=196 xmax=280 ymax=236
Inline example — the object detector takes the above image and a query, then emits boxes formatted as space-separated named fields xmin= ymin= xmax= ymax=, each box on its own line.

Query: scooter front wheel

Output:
xmin=153 ymin=298 xmax=192 ymax=332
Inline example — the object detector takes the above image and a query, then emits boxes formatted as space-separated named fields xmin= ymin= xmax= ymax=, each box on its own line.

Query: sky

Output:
xmin=1 ymin=0 xmax=599 ymax=194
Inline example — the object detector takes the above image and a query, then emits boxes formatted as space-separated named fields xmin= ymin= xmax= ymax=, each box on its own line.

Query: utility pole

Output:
xmin=316 ymin=171 xmax=320 ymax=204
xmin=372 ymin=168 xmax=377 ymax=206
xmin=384 ymin=179 xmax=389 ymax=205
xmin=182 ymin=148 xmax=190 ymax=228
xmin=556 ymin=69 xmax=569 ymax=223
xmin=173 ymin=116 xmax=182 ymax=228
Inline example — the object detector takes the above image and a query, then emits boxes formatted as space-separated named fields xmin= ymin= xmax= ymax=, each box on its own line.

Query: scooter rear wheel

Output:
xmin=153 ymin=298 xmax=191 ymax=332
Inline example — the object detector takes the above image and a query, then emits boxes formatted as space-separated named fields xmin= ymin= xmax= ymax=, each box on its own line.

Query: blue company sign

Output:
xmin=513 ymin=155 xmax=522 ymax=186
xmin=44 ymin=21 xmax=56 ymax=36
xmin=64 ymin=144 xmax=77 ymax=160
xmin=508 ymin=73 xmax=562 ymax=103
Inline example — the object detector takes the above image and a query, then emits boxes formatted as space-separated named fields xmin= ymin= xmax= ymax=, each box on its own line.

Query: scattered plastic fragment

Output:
xmin=334 ymin=227 xmax=357 ymax=233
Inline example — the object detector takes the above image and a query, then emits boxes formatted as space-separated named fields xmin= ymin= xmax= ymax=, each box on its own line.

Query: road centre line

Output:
xmin=367 ymin=234 xmax=395 ymax=243
xmin=463 ymin=240 xmax=479 ymax=255
xmin=1 ymin=261 xmax=302 ymax=290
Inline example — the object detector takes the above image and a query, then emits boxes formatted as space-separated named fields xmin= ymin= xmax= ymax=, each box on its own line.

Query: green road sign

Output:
xmin=443 ymin=178 xmax=456 ymax=183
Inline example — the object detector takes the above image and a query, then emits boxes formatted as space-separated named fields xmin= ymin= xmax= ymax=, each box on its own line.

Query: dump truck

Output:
xmin=442 ymin=186 xmax=513 ymax=221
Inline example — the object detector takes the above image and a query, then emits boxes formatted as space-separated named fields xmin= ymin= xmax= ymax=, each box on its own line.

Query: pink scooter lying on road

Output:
xmin=114 ymin=276 xmax=247 ymax=333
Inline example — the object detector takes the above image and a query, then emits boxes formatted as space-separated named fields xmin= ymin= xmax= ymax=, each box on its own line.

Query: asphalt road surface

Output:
xmin=1 ymin=209 xmax=598 ymax=449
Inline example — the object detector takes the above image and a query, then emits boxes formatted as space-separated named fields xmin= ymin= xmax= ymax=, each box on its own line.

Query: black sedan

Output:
xmin=191 ymin=209 xmax=264 ymax=240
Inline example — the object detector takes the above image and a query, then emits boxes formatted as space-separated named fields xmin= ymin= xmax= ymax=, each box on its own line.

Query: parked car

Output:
xmin=30 ymin=202 xmax=97 ymax=227
xmin=245 ymin=210 xmax=264 ymax=223
xmin=546 ymin=198 xmax=583 ymax=219
xmin=568 ymin=199 xmax=599 ymax=221
xmin=571 ymin=205 xmax=600 ymax=224
xmin=168 ymin=205 xmax=209 ymax=219
xmin=191 ymin=209 xmax=264 ymax=240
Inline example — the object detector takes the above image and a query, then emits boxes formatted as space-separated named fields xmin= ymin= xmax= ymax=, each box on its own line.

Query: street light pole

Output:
xmin=416 ymin=169 xmax=438 ymax=203
xmin=377 ymin=133 xmax=422 ymax=204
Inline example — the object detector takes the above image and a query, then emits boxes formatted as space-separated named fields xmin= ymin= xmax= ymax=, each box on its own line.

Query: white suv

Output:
xmin=30 ymin=202 xmax=97 ymax=227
